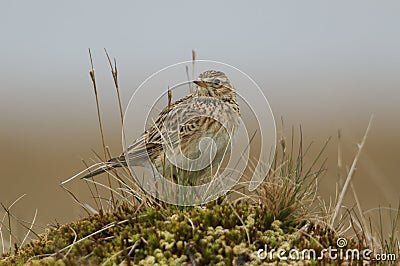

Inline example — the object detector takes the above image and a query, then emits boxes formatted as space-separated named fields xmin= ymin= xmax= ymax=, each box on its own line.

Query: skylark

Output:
xmin=82 ymin=70 xmax=240 ymax=185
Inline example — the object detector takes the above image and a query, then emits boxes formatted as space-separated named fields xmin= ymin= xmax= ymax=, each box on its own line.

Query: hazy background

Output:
xmin=0 ymin=1 xmax=399 ymax=240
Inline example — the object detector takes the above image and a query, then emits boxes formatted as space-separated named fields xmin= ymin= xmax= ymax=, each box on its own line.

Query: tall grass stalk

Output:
xmin=331 ymin=115 xmax=373 ymax=226
xmin=88 ymin=48 xmax=115 ymax=208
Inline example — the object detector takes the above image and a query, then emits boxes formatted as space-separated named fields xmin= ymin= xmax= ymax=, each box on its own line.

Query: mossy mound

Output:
xmin=1 ymin=202 xmax=351 ymax=265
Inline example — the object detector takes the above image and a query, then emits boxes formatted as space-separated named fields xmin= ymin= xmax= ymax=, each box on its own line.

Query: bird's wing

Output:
xmin=122 ymin=95 xmax=202 ymax=162
xmin=125 ymin=95 xmax=227 ymax=161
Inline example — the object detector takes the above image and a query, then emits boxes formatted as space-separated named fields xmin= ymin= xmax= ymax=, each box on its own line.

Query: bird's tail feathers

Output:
xmin=81 ymin=158 xmax=126 ymax=179
xmin=61 ymin=158 xmax=126 ymax=185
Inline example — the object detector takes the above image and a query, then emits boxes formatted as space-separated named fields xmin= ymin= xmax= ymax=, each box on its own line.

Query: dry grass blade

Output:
xmin=337 ymin=129 xmax=344 ymax=187
xmin=186 ymin=49 xmax=197 ymax=93
xmin=0 ymin=194 xmax=27 ymax=253
xmin=185 ymin=66 xmax=191 ymax=93
xmin=63 ymin=226 xmax=77 ymax=258
xmin=60 ymin=185 xmax=93 ymax=216
xmin=20 ymin=209 xmax=38 ymax=247
xmin=82 ymin=159 xmax=102 ymax=211
xmin=105 ymin=49 xmax=132 ymax=203
xmin=83 ymin=178 xmax=133 ymax=208
xmin=1 ymin=205 xmax=14 ymax=253
xmin=104 ymin=48 xmax=123 ymax=127
xmin=331 ymin=115 xmax=373 ymax=226
xmin=191 ymin=49 xmax=196 ymax=93
xmin=88 ymin=49 xmax=107 ymax=159
xmin=168 ymin=86 xmax=172 ymax=108
xmin=0 ymin=222 xmax=4 ymax=254
xmin=350 ymin=181 xmax=372 ymax=249
xmin=88 ymin=48 xmax=115 ymax=207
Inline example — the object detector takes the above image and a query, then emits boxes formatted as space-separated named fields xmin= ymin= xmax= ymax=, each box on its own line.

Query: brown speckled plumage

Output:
xmin=83 ymin=70 xmax=240 ymax=185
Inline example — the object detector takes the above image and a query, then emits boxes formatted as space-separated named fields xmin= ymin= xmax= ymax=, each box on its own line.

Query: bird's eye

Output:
xmin=213 ymin=79 xmax=221 ymax=85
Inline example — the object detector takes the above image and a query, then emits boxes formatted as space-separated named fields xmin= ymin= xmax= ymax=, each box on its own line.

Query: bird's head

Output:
xmin=193 ymin=70 xmax=236 ymax=100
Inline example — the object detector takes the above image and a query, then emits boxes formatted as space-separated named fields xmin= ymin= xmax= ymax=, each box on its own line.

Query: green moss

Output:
xmin=1 ymin=202 xmax=359 ymax=265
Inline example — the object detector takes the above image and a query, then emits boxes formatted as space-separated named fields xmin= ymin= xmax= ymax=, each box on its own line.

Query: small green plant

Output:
xmin=256 ymin=123 xmax=329 ymax=223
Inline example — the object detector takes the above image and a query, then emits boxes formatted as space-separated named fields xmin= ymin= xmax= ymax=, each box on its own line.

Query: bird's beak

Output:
xmin=193 ymin=80 xmax=207 ymax=88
